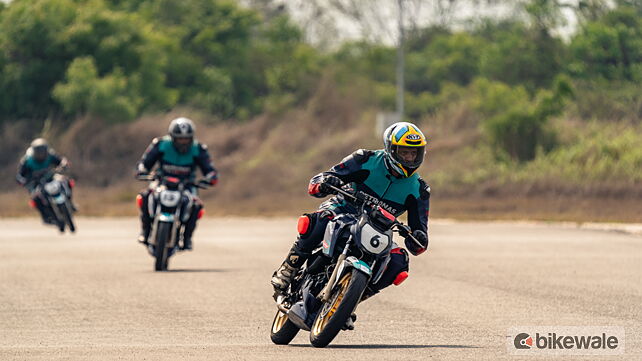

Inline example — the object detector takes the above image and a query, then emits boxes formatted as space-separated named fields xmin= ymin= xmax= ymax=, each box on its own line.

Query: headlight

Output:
xmin=359 ymin=223 xmax=391 ymax=254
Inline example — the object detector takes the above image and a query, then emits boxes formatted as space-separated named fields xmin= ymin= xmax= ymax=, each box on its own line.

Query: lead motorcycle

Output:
xmin=32 ymin=169 xmax=76 ymax=233
xmin=137 ymin=174 xmax=209 ymax=271
xmin=270 ymin=184 xmax=424 ymax=348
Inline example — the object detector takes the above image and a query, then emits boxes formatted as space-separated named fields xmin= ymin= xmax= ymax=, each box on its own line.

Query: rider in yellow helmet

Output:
xmin=271 ymin=122 xmax=431 ymax=307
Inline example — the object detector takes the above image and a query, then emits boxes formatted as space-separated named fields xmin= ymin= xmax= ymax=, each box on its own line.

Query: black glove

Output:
xmin=136 ymin=171 xmax=149 ymax=178
xmin=404 ymin=230 xmax=428 ymax=256
xmin=318 ymin=175 xmax=342 ymax=195
xmin=198 ymin=179 xmax=212 ymax=188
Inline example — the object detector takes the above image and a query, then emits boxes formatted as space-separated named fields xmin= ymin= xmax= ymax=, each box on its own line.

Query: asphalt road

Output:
xmin=0 ymin=218 xmax=640 ymax=360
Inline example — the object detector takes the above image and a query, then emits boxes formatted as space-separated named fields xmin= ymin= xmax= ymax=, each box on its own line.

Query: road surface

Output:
xmin=0 ymin=218 xmax=640 ymax=360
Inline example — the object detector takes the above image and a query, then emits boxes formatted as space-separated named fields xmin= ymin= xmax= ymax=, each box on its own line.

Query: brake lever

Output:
xmin=325 ymin=183 xmax=359 ymax=203
xmin=395 ymin=223 xmax=424 ymax=249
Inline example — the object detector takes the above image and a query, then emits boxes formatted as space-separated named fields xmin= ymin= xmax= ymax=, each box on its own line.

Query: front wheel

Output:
xmin=61 ymin=203 xmax=75 ymax=233
xmin=270 ymin=310 xmax=300 ymax=345
xmin=51 ymin=203 xmax=65 ymax=233
xmin=154 ymin=222 xmax=172 ymax=271
xmin=309 ymin=269 xmax=369 ymax=348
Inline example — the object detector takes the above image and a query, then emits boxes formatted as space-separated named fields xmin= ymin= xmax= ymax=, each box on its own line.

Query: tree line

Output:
xmin=1 ymin=0 xmax=641 ymax=161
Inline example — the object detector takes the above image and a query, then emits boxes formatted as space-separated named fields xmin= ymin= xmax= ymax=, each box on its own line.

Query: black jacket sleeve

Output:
xmin=50 ymin=153 xmax=63 ymax=167
xmin=137 ymin=138 xmax=162 ymax=174
xmin=16 ymin=157 xmax=29 ymax=186
xmin=195 ymin=144 xmax=218 ymax=185
xmin=405 ymin=178 xmax=430 ymax=234
xmin=308 ymin=149 xmax=373 ymax=197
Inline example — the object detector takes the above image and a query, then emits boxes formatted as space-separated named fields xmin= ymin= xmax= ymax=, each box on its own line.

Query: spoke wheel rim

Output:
xmin=311 ymin=272 xmax=352 ymax=336
xmin=272 ymin=311 xmax=289 ymax=333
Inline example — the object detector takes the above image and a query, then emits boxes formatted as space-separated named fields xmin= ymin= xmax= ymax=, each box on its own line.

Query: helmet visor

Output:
xmin=172 ymin=137 xmax=193 ymax=154
xmin=392 ymin=145 xmax=425 ymax=169
xmin=33 ymin=146 xmax=48 ymax=162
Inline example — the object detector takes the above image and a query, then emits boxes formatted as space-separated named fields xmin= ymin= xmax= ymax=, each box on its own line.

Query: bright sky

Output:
xmin=281 ymin=0 xmax=583 ymax=46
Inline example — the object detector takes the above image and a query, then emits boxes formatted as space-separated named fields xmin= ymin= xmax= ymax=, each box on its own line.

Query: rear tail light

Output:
xmin=136 ymin=194 xmax=143 ymax=209
xmin=197 ymin=209 xmax=205 ymax=219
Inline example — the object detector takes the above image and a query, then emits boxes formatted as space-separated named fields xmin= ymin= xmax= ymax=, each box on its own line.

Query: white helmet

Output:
xmin=168 ymin=117 xmax=195 ymax=153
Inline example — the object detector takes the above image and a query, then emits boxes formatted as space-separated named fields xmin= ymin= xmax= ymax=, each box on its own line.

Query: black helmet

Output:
xmin=168 ymin=117 xmax=195 ymax=154
xmin=30 ymin=138 xmax=49 ymax=163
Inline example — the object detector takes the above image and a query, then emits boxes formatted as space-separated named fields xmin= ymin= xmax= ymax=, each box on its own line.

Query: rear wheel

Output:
xmin=309 ymin=269 xmax=368 ymax=348
xmin=270 ymin=309 xmax=300 ymax=345
xmin=154 ymin=222 xmax=172 ymax=271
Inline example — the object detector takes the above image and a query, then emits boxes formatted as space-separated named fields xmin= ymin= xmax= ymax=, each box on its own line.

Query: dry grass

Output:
xmin=1 ymin=79 xmax=641 ymax=222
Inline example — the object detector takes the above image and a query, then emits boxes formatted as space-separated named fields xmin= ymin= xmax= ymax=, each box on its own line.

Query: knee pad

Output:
xmin=390 ymin=248 xmax=410 ymax=286
xmin=297 ymin=211 xmax=333 ymax=239
xmin=295 ymin=210 xmax=334 ymax=253
xmin=297 ymin=215 xmax=312 ymax=236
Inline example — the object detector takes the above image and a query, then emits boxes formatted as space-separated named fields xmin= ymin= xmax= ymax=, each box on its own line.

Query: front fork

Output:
xmin=148 ymin=204 xmax=182 ymax=248
xmin=318 ymin=241 xmax=351 ymax=302
xmin=318 ymin=241 xmax=376 ymax=303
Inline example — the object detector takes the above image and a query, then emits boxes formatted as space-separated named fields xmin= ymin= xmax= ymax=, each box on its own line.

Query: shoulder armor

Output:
xmin=352 ymin=149 xmax=375 ymax=164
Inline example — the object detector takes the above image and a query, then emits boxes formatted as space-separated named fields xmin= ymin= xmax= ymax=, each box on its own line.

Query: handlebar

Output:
xmin=136 ymin=174 xmax=210 ymax=189
xmin=136 ymin=174 xmax=156 ymax=182
xmin=324 ymin=184 xmax=423 ymax=248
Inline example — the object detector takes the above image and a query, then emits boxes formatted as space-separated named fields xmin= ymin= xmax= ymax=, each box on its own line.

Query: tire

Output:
xmin=154 ymin=222 xmax=172 ymax=271
xmin=309 ymin=269 xmax=369 ymax=348
xmin=61 ymin=203 xmax=75 ymax=233
xmin=270 ymin=310 xmax=300 ymax=345
xmin=47 ymin=200 xmax=64 ymax=232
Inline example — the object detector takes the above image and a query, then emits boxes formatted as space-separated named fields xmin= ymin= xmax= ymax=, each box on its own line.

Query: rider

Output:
xmin=136 ymin=117 xmax=218 ymax=250
xmin=271 ymin=121 xmax=430 ymax=300
xmin=16 ymin=138 xmax=72 ymax=224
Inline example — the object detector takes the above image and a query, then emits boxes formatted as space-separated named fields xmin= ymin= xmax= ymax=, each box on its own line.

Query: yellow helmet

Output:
xmin=382 ymin=122 xmax=427 ymax=177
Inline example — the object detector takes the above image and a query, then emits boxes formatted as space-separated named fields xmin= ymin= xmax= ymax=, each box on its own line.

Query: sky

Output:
xmin=279 ymin=0 xmax=582 ymax=46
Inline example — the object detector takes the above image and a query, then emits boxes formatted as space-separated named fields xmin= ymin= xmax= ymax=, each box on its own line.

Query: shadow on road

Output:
xmin=290 ymin=344 xmax=479 ymax=349
xmin=164 ymin=268 xmax=230 ymax=273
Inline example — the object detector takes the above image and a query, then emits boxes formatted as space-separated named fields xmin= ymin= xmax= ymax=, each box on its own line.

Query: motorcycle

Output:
xmin=137 ymin=174 xmax=209 ymax=272
xmin=32 ymin=170 xmax=76 ymax=233
xmin=270 ymin=184 xmax=424 ymax=348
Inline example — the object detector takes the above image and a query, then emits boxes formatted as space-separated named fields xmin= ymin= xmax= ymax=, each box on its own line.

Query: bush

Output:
xmin=473 ymin=77 xmax=571 ymax=162
xmin=53 ymin=57 xmax=140 ymax=123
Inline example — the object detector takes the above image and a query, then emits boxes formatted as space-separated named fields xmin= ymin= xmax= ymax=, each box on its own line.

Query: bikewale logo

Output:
xmin=514 ymin=333 xmax=532 ymax=349
xmin=508 ymin=327 xmax=625 ymax=356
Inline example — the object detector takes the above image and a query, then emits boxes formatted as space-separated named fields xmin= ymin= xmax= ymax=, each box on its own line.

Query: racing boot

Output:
xmin=138 ymin=220 xmax=151 ymax=245
xmin=181 ymin=214 xmax=197 ymax=251
xmin=181 ymin=236 xmax=193 ymax=251
xmin=343 ymin=313 xmax=357 ymax=331
xmin=137 ymin=231 xmax=150 ymax=245
xmin=271 ymin=246 xmax=307 ymax=294
xmin=138 ymin=202 xmax=152 ymax=246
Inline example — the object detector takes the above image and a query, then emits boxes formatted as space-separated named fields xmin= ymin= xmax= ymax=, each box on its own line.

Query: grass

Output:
xmin=1 ymin=82 xmax=641 ymax=222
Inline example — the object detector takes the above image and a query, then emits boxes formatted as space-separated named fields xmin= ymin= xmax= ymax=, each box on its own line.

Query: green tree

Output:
xmin=476 ymin=76 xmax=572 ymax=162
xmin=0 ymin=0 xmax=77 ymax=119
xmin=477 ymin=20 xmax=565 ymax=92
xmin=569 ymin=7 xmax=642 ymax=81
xmin=52 ymin=56 xmax=140 ymax=123
xmin=406 ymin=32 xmax=484 ymax=94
